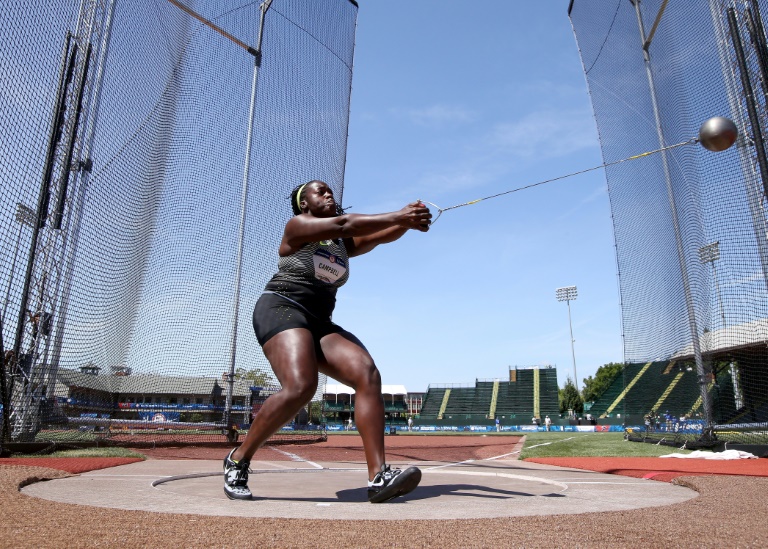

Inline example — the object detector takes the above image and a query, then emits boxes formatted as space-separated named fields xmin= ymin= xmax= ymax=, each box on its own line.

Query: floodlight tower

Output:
xmin=698 ymin=241 xmax=726 ymax=328
xmin=556 ymin=286 xmax=579 ymax=391
xmin=1 ymin=204 xmax=35 ymax=323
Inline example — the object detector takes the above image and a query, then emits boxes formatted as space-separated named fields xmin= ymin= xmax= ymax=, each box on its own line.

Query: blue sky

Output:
xmin=335 ymin=0 xmax=624 ymax=392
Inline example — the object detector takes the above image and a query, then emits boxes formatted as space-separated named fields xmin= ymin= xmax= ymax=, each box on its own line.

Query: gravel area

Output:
xmin=2 ymin=465 xmax=766 ymax=548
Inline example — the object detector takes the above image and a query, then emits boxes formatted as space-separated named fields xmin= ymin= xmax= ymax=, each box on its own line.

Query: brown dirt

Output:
xmin=0 ymin=457 xmax=143 ymax=474
xmin=2 ymin=435 xmax=767 ymax=548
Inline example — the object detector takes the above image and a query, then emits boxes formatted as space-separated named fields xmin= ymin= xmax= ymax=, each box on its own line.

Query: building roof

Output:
xmin=672 ymin=317 xmax=768 ymax=359
xmin=325 ymin=383 xmax=408 ymax=396
xmin=55 ymin=368 xmax=252 ymax=396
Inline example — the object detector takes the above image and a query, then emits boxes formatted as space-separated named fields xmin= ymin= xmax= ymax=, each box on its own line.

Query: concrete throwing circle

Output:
xmin=21 ymin=459 xmax=697 ymax=520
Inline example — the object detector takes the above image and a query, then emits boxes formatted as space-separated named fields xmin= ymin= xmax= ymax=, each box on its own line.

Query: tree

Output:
xmin=581 ymin=362 xmax=623 ymax=403
xmin=308 ymin=400 xmax=324 ymax=424
xmin=235 ymin=367 xmax=272 ymax=387
xmin=559 ymin=377 xmax=583 ymax=415
xmin=180 ymin=412 xmax=203 ymax=423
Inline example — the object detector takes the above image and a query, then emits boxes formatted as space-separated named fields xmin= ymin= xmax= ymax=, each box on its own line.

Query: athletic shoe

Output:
xmin=367 ymin=464 xmax=421 ymax=503
xmin=223 ymin=448 xmax=252 ymax=500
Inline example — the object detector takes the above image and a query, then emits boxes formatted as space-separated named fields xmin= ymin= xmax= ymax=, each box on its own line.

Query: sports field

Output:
xmin=2 ymin=432 xmax=766 ymax=547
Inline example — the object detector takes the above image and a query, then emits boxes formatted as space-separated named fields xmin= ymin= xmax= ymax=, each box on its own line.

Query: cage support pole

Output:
xmin=224 ymin=0 xmax=273 ymax=437
xmin=708 ymin=0 xmax=768 ymax=295
xmin=632 ymin=0 xmax=715 ymax=435
xmin=728 ymin=8 xmax=768 ymax=199
xmin=166 ymin=0 xmax=258 ymax=56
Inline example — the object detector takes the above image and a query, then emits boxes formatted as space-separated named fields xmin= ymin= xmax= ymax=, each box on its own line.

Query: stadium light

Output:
xmin=15 ymin=202 xmax=36 ymax=226
xmin=699 ymin=241 xmax=726 ymax=328
xmin=556 ymin=286 xmax=579 ymax=391
xmin=2 ymin=203 xmax=36 ymax=322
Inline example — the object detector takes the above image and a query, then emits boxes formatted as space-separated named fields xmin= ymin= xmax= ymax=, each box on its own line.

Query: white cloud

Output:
xmin=394 ymin=103 xmax=475 ymax=127
xmin=355 ymin=105 xmax=601 ymax=211
xmin=488 ymin=109 xmax=598 ymax=159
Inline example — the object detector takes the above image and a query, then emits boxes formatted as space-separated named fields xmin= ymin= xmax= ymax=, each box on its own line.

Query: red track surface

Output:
xmin=2 ymin=435 xmax=767 ymax=482
xmin=0 ymin=436 xmax=524 ymax=473
xmin=525 ymin=456 xmax=768 ymax=482
xmin=130 ymin=434 xmax=526 ymax=463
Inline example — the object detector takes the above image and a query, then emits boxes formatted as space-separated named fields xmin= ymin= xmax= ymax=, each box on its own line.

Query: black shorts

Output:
xmin=252 ymin=292 xmax=344 ymax=348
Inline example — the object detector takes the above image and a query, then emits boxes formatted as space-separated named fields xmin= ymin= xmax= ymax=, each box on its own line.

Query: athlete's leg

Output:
xmin=231 ymin=328 xmax=318 ymax=462
xmin=318 ymin=331 xmax=385 ymax=480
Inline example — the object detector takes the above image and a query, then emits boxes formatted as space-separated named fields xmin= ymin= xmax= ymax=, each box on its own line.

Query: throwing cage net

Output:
xmin=0 ymin=0 xmax=357 ymax=449
xmin=570 ymin=0 xmax=768 ymax=451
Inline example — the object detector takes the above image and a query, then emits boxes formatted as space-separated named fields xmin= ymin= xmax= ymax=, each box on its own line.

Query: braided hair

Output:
xmin=290 ymin=180 xmax=345 ymax=216
xmin=290 ymin=184 xmax=305 ymax=216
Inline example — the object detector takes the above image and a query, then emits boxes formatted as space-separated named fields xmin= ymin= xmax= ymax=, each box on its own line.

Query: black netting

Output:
xmin=570 ymin=0 xmax=768 ymax=446
xmin=0 ymin=0 xmax=357 ymax=446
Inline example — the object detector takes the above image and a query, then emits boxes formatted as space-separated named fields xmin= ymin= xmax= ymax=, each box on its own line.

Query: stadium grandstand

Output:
xmin=586 ymin=352 xmax=767 ymax=446
xmin=588 ymin=361 xmax=702 ymax=423
xmin=322 ymin=384 xmax=423 ymax=431
xmin=57 ymin=366 xmax=252 ymax=425
xmin=16 ymin=364 xmax=326 ymax=446
xmin=416 ymin=366 xmax=561 ymax=429
xmin=37 ymin=359 xmax=665 ymax=437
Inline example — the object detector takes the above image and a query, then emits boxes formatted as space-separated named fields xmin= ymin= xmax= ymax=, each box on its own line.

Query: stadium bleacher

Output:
xmin=495 ymin=369 xmax=535 ymax=419
xmin=475 ymin=381 xmax=496 ymax=417
xmin=623 ymin=362 xmax=676 ymax=417
xmin=589 ymin=361 xmax=705 ymax=421
xmin=417 ymin=368 xmax=559 ymax=424
xmin=538 ymin=368 xmax=560 ymax=418
xmin=418 ymin=387 xmax=447 ymax=420
xmin=587 ymin=370 xmax=624 ymax=418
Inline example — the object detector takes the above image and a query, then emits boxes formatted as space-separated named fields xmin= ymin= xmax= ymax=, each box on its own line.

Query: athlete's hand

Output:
xmin=399 ymin=201 xmax=432 ymax=232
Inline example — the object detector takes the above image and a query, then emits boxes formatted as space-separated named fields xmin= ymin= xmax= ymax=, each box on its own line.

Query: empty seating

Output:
xmin=417 ymin=369 xmax=560 ymax=423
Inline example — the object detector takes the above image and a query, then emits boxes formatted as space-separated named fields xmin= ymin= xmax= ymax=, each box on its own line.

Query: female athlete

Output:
xmin=223 ymin=180 xmax=431 ymax=503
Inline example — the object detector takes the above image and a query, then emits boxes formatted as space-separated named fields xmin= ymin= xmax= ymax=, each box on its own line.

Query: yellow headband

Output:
xmin=296 ymin=183 xmax=308 ymax=212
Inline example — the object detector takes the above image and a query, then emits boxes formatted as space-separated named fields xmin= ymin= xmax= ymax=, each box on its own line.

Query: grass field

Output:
xmin=13 ymin=447 xmax=145 ymax=459
xmin=519 ymin=432 xmax=692 ymax=459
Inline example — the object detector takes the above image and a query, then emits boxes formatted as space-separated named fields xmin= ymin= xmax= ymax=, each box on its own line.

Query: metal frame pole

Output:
xmin=224 ymin=0 xmax=273 ymax=436
xmin=566 ymin=299 xmax=578 ymax=392
xmin=708 ymin=0 xmax=768 ymax=295
xmin=556 ymin=286 xmax=578 ymax=391
xmin=728 ymin=7 xmax=768 ymax=199
xmin=631 ymin=0 xmax=715 ymax=434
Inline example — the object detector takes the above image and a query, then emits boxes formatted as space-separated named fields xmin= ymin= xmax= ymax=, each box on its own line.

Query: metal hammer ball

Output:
xmin=698 ymin=116 xmax=738 ymax=152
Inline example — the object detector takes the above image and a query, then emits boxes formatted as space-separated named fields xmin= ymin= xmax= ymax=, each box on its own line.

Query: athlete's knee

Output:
xmin=350 ymin=362 xmax=381 ymax=393
xmin=281 ymin=377 xmax=318 ymax=404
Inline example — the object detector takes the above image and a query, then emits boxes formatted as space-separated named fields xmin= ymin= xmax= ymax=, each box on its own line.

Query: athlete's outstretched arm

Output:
xmin=344 ymin=226 xmax=409 ymax=257
xmin=280 ymin=202 xmax=430 ymax=256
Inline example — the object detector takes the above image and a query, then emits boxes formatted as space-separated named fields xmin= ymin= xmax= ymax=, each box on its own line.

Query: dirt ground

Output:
xmin=1 ymin=435 xmax=767 ymax=548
